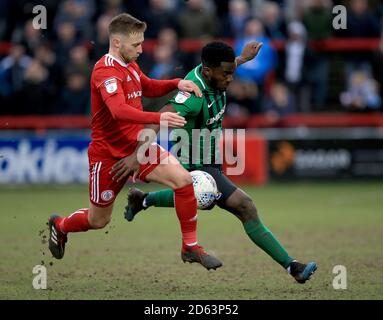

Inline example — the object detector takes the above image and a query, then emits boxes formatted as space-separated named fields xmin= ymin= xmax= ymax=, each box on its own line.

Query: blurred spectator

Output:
xmin=261 ymin=1 xmax=287 ymax=39
xmin=157 ymin=27 xmax=179 ymax=53
xmin=20 ymin=59 xmax=53 ymax=114
xmin=178 ymin=0 xmax=219 ymax=39
xmin=302 ymin=0 xmax=333 ymax=110
xmin=284 ymin=21 xmax=306 ymax=85
xmin=97 ymin=0 xmax=125 ymax=18
xmin=149 ymin=44 xmax=181 ymax=79
xmin=372 ymin=36 xmax=383 ymax=102
xmin=340 ymin=69 xmax=381 ymax=111
xmin=339 ymin=0 xmax=381 ymax=80
xmin=261 ymin=82 xmax=296 ymax=122
xmin=142 ymin=0 xmax=178 ymax=38
xmin=220 ymin=0 xmax=252 ymax=38
xmin=34 ymin=42 xmax=60 ymax=77
xmin=156 ymin=27 xmax=190 ymax=74
xmin=339 ymin=0 xmax=380 ymax=38
xmin=53 ymin=0 xmax=95 ymax=40
xmin=1 ymin=0 xmax=383 ymax=116
xmin=139 ymin=27 xmax=187 ymax=75
xmin=0 ymin=44 xmax=32 ymax=114
xmin=12 ymin=19 xmax=44 ymax=56
xmin=212 ymin=0 xmax=230 ymax=18
xmin=226 ymin=79 xmax=259 ymax=115
xmin=302 ymin=0 xmax=333 ymax=40
xmin=282 ymin=21 xmax=311 ymax=112
xmin=65 ymin=45 xmax=91 ymax=77
xmin=234 ymin=19 xmax=278 ymax=86
xmin=33 ymin=42 xmax=61 ymax=102
xmin=54 ymin=21 xmax=78 ymax=71
xmin=55 ymin=72 xmax=90 ymax=114
xmin=91 ymin=14 xmax=111 ymax=61
xmin=284 ymin=0 xmax=307 ymax=21
xmin=0 ymin=0 xmax=10 ymax=41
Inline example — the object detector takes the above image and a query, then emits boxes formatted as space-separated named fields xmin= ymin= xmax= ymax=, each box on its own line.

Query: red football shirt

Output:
xmin=88 ymin=54 xmax=180 ymax=160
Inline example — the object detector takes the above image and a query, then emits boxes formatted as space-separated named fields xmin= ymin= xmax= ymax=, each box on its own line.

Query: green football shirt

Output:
xmin=169 ymin=64 xmax=226 ymax=169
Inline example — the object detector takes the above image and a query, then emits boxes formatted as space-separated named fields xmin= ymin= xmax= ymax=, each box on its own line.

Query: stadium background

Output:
xmin=0 ymin=0 xmax=382 ymax=300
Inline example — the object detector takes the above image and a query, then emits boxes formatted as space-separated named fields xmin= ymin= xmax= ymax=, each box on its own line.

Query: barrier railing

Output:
xmin=1 ymin=113 xmax=383 ymax=132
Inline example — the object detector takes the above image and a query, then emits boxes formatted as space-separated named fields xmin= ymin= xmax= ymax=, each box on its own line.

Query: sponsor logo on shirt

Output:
xmin=207 ymin=100 xmax=216 ymax=108
xmin=104 ymin=78 xmax=117 ymax=94
xmin=175 ymin=91 xmax=191 ymax=104
xmin=206 ymin=105 xmax=226 ymax=125
xmin=127 ymin=91 xmax=142 ymax=99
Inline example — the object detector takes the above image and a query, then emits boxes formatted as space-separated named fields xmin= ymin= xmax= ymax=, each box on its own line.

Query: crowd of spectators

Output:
xmin=0 ymin=0 xmax=383 ymax=117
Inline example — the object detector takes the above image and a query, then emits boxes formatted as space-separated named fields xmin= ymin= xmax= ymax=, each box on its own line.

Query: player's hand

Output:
xmin=160 ymin=112 xmax=186 ymax=128
xmin=178 ymin=80 xmax=202 ymax=97
xmin=110 ymin=154 xmax=140 ymax=182
xmin=237 ymin=41 xmax=263 ymax=65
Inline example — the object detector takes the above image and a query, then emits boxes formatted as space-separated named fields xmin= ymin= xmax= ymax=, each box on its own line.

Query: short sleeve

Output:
xmin=169 ymin=91 xmax=203 ymax=117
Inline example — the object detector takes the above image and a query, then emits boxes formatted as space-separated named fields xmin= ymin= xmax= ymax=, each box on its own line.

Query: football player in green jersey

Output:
xmin=111 ymin=41 xmax=317 ymax=283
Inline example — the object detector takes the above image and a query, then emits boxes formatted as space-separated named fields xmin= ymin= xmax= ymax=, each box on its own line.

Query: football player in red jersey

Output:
xmin=47 ymin=13 xmax=222 ymax=270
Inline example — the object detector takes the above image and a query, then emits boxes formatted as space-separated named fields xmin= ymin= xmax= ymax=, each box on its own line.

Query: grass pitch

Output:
xmin=1 ymin=181 xmax=382 ymax=300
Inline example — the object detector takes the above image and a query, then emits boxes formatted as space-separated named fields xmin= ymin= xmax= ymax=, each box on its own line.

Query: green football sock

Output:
xmin=145 ymin=189 xmax=174 ymax=208
xmin=243 ymin=217 xmax=294 ymax=269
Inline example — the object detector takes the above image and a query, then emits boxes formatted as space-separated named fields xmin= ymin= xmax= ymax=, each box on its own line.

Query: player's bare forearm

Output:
xmin=235 ymin=41 xmax=263 ymax=66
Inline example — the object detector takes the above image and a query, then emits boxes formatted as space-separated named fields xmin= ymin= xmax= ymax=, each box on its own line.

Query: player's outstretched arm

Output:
xmin=103 ymin=91 xmax=184 ymax=126
xmin=141 ymin=74 xmax=202 ymax=98
xmin=235 ymin=41 xmax=263 ymax=66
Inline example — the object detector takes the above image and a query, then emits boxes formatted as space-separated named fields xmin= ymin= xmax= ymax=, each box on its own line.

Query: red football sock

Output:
xmin=174 ymin=183 xmax=198 ymax=247
xmin=58 ymin=208 xmax=92 ymax=234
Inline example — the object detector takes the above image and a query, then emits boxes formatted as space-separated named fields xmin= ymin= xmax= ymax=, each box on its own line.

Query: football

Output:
xmin=190 ymin=170 xmax=221 ymax=209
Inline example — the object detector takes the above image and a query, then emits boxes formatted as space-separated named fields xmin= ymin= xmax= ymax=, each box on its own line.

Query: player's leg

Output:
xmin=144 ymin=159 xmax=196 ymax=247
xmin=124 ymin=187 xmax=174 ymax=221
xmin=138 ymin=145 xmax=222 ymax=270
xmin=48 ymin=203 xmax=114 ymax=259
xmin=218 ymin=187 xmax=295 ymax=268
xmin=212 ymin=168 xmax=316 ymax=283
xmin=48 ymin=159 xmax=124 ymax=259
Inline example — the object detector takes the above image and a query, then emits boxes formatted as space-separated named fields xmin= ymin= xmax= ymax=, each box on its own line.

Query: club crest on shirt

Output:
xmin=101 ymin=190 xmax=114 ymax=201
xmin=104 ymin=78 xmax=117 ymax=93
xmin=175 ymin=91 xmax=191 ymax=103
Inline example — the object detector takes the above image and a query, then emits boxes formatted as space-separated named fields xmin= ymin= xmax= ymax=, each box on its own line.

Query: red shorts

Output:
xmin=89 ymin=143 xmax=169 ymax=207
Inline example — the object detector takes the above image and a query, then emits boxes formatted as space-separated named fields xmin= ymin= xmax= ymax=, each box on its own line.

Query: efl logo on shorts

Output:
xmin=101 ymin=190 xmax=114 ymax=202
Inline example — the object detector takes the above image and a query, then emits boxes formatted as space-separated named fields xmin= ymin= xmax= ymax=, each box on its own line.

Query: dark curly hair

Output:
xmin=201 ymin=41 xmax=235 ymax=68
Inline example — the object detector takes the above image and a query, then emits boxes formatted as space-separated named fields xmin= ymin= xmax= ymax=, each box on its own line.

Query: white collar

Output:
xmin=106 ymin=53 xmax=128 ymax=67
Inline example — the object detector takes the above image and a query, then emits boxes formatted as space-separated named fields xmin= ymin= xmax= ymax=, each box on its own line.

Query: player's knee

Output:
xmin=238 ymin=196 xmax=258 ymax=221
xmin=172 ymin=170 xmax=193 ymax=189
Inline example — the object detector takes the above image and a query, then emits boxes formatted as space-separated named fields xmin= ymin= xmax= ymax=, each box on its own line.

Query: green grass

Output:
xmin=1 ymin=181 xmax=382 ymax=300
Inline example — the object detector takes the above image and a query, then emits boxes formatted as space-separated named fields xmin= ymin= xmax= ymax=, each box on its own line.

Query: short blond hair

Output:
xmin=108 ymin=13 xmax=146 ymax=37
